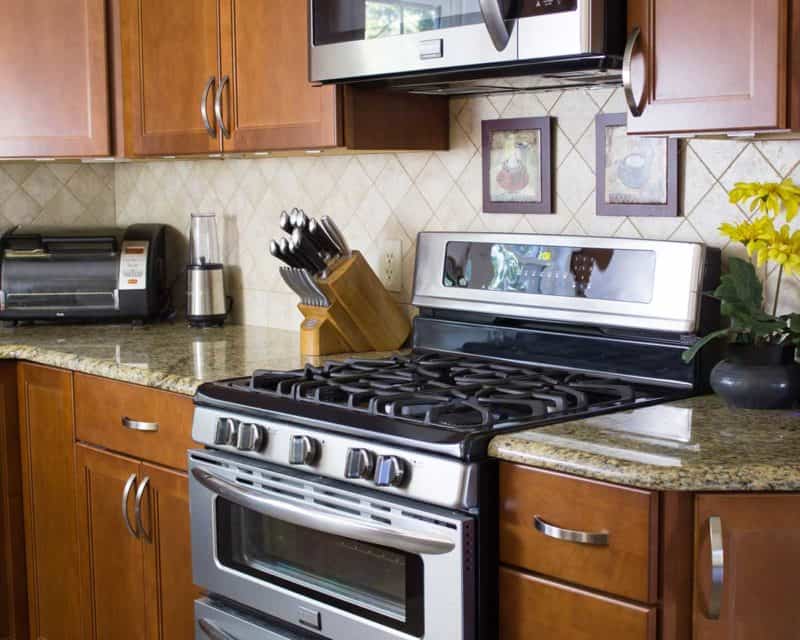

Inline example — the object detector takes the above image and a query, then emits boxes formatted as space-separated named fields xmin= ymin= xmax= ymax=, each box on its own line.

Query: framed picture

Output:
xmin=482 ymin=116 xmax=553 ymax=214
xmin=595 ymin=112 xmax=679 ymax=217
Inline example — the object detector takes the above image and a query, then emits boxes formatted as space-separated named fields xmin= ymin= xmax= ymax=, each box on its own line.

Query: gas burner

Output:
xmin=244 ymin=353 xmax=642 ymax=431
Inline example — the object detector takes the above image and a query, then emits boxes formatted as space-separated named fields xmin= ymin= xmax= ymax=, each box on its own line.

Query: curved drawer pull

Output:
xmin=121 ymin=474 xmax=138 ymax=539
xmin=122 ymin=417 xmax=159 ymax=432
xmin=533 ymin=515 xmax=609 ymax=546
xmin=708 ymin=516 xmax=724 ymax=620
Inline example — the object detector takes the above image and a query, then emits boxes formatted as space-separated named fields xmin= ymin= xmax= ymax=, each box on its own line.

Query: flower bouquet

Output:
xmin=683 ymin=179 xmax=800 ymax=409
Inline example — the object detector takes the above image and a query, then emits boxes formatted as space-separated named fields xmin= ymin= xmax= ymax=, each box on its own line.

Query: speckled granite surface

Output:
xmin=0 ymin=323 xmax=313 ymax=395
xmin=489 ymin=395 xmax=800 ymax=492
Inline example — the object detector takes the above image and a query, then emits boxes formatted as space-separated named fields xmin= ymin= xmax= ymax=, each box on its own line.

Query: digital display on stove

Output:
xmin=443 ymin=242 xmax=657 ymax=304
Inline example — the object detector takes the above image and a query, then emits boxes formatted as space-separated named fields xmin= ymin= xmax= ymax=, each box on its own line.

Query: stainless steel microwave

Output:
xmin=308 ymin=0 xmax=627 ymax=94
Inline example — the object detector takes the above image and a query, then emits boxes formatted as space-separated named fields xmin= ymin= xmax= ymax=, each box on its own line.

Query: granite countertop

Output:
xmin=0 ymin=323 xmax=315 ymax=395
xmin=489 ymin=395 xmax=800 ymax=492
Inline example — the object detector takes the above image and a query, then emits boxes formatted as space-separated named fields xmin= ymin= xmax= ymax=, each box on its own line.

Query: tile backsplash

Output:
xmin=2 ymin=86 xmax=799 ymax=328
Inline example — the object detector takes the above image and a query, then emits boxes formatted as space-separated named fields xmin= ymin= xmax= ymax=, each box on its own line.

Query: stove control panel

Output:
xmin=193 ymin=406 xmax=478 ymax=510
xmin=289 ymin=435 xmax=320 ymax=466
xmin=374 ymin=455 xmax=407 ymax=488
xmin=344 ymin=448 xmax=375 ymax=480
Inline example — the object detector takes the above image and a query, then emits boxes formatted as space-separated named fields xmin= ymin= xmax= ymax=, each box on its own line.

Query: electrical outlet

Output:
xmin=380 ymin=239 xmax=403 ymax=292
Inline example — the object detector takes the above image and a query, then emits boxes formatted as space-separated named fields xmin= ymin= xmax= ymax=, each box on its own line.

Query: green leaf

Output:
xmin=681 ymin=328 xmax=743 ymax=364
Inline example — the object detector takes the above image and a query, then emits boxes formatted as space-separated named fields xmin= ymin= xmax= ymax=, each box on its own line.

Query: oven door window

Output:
xmin=216 ymin=498 xmax=425 ymax=636
xmin=312 ymin=0 xmax=485 ymax=45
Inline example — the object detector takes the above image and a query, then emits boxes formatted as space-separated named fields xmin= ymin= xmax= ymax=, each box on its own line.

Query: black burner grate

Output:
xmin=246 ymin=353 xmax=640 ymax=431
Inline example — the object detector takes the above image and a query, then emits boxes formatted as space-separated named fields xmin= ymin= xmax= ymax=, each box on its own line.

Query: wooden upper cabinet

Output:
xmin=694 ymin=494 xmax=800 ymax=640
xmin=626 ymin=0 xmax=789 ymax=135
xmin=120 ymin=0 xmax=222 ymax=156
xmin=17 ymin=364 xmax=83 ymax=640
xmin=0 ymin=0 xmax=110 ymax=157
xmin=218 ymin=0 xmax=340 ymax=151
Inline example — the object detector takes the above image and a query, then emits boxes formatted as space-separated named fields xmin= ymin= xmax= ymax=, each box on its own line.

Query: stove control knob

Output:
xmin=374 ymin=456 xmax=407 ymax=488
xmin=289 ymin=435 xmax=320 ymax=466
xmin=236 ymin=423 xmax=266 ymax=452
xmin=344 ymin=448 xmax=375 ymax=480
xmin=214 ymin=417 xmax=238 ymax=446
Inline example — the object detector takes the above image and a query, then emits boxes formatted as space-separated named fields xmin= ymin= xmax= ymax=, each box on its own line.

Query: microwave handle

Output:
xmin=192 ymin=467 xmax=455 ymax=556
xmin=479 ymin=0 xmax=515 ymax=51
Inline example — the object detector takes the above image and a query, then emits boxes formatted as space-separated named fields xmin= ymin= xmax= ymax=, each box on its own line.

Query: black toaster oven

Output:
xmin=0 ymin=224 xmax=167 ymax=323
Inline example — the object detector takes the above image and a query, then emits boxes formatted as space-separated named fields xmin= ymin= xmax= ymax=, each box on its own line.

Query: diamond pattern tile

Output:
xmin=1 ymin=87 xmax=792 ymax=330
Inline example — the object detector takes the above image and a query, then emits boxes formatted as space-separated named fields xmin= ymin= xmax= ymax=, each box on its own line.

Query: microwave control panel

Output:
xmin=519 ymin=0 xmax=578 ymax=16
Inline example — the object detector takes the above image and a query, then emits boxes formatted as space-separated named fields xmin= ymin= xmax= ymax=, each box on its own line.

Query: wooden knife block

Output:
xmin=298 ymin=251 xmax=411 ymax=356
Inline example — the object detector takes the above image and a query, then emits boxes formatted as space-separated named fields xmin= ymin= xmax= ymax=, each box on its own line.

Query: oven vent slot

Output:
xmin=371 ymin=515 xmax=392 ymax=525
xmin=313 ymin=498 xmax=361 ymax=517
xmin=401 ymin=510 xmax=457 ymax=530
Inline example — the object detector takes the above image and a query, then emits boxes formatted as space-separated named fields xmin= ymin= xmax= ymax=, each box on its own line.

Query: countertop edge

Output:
xmin=0 ymin=344 xmax=200 ymax=396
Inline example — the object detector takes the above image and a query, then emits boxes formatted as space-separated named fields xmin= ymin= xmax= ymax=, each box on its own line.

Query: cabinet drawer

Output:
xmin=75 ymin=373 xmax=194 ymax=471
xmin=499 ymin=567 xmax=656 ymax=640
xmin=499 ymin=463 xmax=659 ymax=602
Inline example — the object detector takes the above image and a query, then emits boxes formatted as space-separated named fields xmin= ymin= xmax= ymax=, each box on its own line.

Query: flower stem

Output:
xmin=773 ymin=265 xmax=784 ymax=317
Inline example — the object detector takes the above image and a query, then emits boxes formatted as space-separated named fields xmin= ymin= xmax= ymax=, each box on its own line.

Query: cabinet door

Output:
xmin=0 ymin=0 xmax=110 ymax=157
xmin=141 ymin=462 xmax=201 ymax=640
xmin=0 ymin=363 xmax=27 ymax=640
xmin=627 ymin=0 xmax=787 ymax=134
xmin=120 ymin=0 xmax=222 ymax=156
xmin=218 ymin=0 xmax=341 ymax=151
xmin=75 ymin=445 xmax=146 ymax=640
xmin=17 ymin=364 xmax=83 ymax=640
xmin=694 ymin=494 xmax=800 ymax=639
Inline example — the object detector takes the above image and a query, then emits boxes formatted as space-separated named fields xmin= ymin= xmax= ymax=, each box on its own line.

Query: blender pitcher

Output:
xmin=187 ymin=213 xmax=230 ymax=326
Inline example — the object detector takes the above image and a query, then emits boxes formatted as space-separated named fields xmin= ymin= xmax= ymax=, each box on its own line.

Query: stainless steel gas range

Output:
xmin=189 ymin=233 xmax=721 ymax=640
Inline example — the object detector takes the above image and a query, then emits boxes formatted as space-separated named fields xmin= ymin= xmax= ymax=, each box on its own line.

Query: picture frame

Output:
xmin=595 ymin=112 xmax=679 ymax=217
xmin=482 ymin=116 xmax=553 ymax=214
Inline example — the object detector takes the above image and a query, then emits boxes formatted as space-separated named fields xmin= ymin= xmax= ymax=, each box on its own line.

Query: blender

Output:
xmin=186 ymin=213 xmax=230 ymax=327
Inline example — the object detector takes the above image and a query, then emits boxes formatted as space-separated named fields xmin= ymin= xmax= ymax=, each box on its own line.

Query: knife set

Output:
xmin=271 ymin=209 xmax=411 ymax=356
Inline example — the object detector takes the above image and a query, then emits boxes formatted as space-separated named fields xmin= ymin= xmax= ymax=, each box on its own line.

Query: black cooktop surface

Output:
xmin=195 ymin=352 xmax=687 ymax=460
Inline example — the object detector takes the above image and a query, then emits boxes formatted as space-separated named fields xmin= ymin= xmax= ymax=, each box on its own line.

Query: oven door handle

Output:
xmin=192 ymin=468 xmax=455 ymax=555
xmin=198 ymin=618 xmax=238 ymax=640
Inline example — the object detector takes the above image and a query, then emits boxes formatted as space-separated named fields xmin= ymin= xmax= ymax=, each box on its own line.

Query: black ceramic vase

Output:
xmin=710 ymin=344 xmax=800 ymax=410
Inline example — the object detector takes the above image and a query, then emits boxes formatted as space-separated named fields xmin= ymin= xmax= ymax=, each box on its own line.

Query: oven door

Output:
xmin=189 ymin=451 xmax=476 ymax=640
xmin=309 ymin=0 xmax=518 ymax=82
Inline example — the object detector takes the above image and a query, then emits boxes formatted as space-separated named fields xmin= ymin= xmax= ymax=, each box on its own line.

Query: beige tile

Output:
xmin=549 ymin=89 xmax=598 ymax=144
xmin=416 ymin=155 xmax=454 ymax=211
xmin=394 ymin=185 xmax=434 ymax=240
xmin=720 ymin=144 xmax=780 ymax=192
xmin=1 ymin=189 xmax=40 ymax=225
xmin=2 ymin=162 xmax=36 ymax=185
xmin=556 ymin=150 xmax=594 ymax=213
xmin=22 ymin=166 xmax=62 ymax=206
xmin=0 ymin=169 xmax=18 ymax=205
xmin=374 ymin=155 xmax=412 ymax=210
xmin=436 ymin=118 xmax=476 ymax=181
xmin=688 ymin=184 xmax=746 ymax=248
xmin=689 ymin=139 xmax=746 ymax=179
xmin=434 ymin=184 xmax=476 ymax=231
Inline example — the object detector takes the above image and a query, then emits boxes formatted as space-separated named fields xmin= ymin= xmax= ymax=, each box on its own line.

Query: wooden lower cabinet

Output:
xmin=499 ymin=567 xmax=657 ymax=640
xmin=141 ymin=462 xmax=201 ymax=640
xmin=76 ymin=445 xmax=147 ymax=640
xmin=0 ymin=363 xmax=27 ymax=640
xmin=18 ymin=364 xmax=83 ymax=640
xmin=694 ymin=494 xmax=800 ymax=640
xmin=75 ymin=445 xmax=199 ymax=640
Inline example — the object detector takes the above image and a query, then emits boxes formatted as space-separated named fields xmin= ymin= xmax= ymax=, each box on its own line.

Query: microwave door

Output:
xmin=309 ymin=0 xmax=519 ymax=82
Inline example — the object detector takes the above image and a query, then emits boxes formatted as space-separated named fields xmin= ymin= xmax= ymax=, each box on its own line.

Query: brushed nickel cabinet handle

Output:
xmin=623 ymin=26 xmax=644 ymax=117
xmin=121 ymin=474 xmax=139 ymax=539
xmin=134 ymin=476 xmax=150 ymax=542
xmin=200 ymin=76 xmax=217 ymax=138
xmin=479 ymin=0 xmax=514 ymax=52
xmin=215 ymin=75 xmax=231 ymax=139
xmin=533 ymin=515 xmax=609 ymax=546
xmin=122 ymin=416 xmax=159 ymax=432
xmin=708 ymin=516 xmax=724 ymax=620
xmin=198 ymin=619 xmax=238 ymax=640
